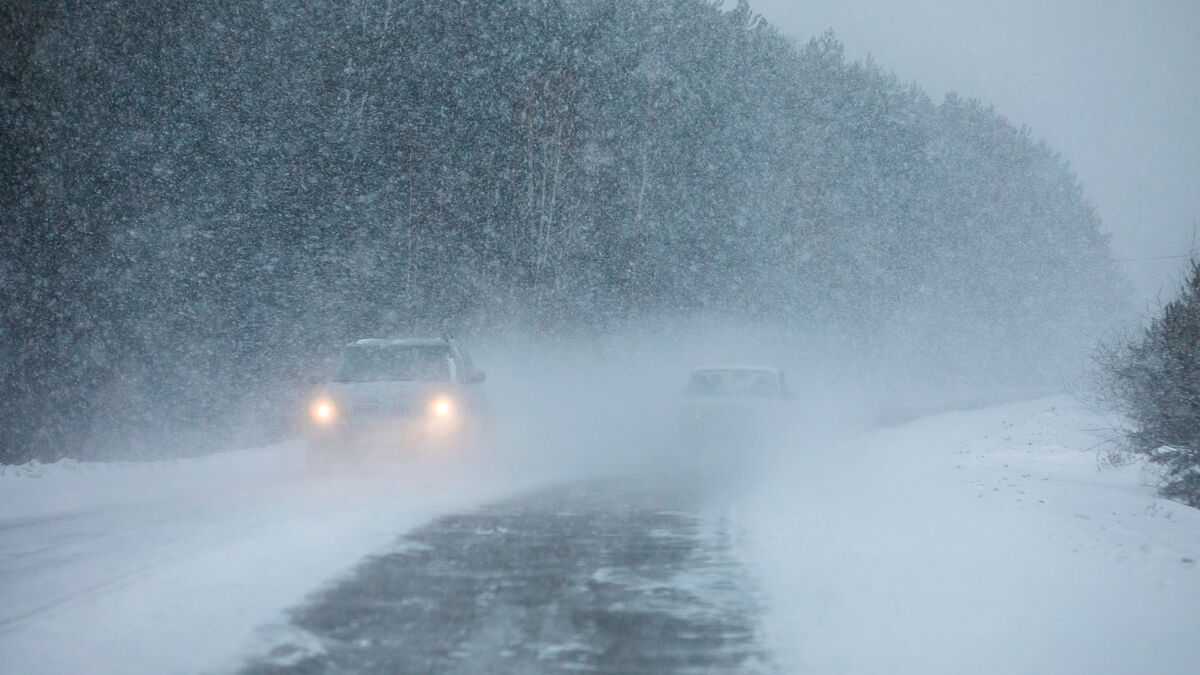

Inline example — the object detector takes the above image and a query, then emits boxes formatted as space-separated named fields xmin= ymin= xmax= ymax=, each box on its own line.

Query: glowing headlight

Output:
xmin=310 ymin=398 xmax=336 ymax=425
xmin=430 ymin=395 xmax=454 ymax=417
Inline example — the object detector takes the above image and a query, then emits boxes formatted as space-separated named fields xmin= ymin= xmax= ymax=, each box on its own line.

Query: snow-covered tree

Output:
xmin=1100 ymin=260 xmax=1200 ymax=506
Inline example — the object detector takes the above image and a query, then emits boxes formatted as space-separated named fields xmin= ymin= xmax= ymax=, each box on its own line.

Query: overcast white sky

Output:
xmin=749 ymin=0 xmax=1199 ymax=302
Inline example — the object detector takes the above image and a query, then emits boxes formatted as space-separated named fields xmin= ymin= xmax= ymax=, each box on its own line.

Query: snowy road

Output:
xmin=3 ymin=397 xmax=1200 ymax=674
xmin=238 ymin=478 xmax=769 ymax=674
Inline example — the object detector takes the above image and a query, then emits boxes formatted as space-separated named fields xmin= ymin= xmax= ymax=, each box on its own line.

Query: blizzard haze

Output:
xmin=3 ymin=2 xmax=1198 ymax=673
xmin=2 ymin=1 xmax=1128 ymax=462
xmin=751 ymin=0 xmax=1200 ymax=300
xmin=474 ymin=322 xmax=870 ymax=481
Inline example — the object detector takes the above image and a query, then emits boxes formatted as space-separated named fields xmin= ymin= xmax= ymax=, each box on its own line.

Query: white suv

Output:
xmin=306 ymin=337 xmax=486 ymax=457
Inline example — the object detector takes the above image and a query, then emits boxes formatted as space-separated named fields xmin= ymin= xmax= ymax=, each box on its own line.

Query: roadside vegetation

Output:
xmin=1096 ymin=259 xmax=1200 ymax=507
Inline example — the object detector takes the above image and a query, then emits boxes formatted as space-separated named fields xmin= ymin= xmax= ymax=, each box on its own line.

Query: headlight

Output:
xmin=429 ymin=395 xmax=454 ymax=418
xmin=310 ymin=398 xmax=337 ymax=425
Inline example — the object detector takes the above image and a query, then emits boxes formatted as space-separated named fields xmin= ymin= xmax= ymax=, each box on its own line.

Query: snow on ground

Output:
xmin=0 ymin=442 xmax=553 ymax=675
xmin=4 ymin=396 xmax=1199 ymax=675
xmin=743 ymin=395 xmax=1200 ymax=675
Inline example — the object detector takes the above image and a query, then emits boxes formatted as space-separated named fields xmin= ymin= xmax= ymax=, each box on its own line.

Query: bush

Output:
xmin=1098 ymin=260 xmax=1200 ymax=507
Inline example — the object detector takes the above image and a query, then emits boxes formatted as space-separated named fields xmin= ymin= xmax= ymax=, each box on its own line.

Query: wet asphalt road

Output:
xmin=238 ymin=477 xmax=773 ymax=674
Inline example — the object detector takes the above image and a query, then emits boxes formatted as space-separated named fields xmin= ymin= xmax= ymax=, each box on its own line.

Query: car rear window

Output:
xmin=333 ymin=345 xmax=451 ymax=382
xmin=687 ymin=369 xmax=781 ymax=397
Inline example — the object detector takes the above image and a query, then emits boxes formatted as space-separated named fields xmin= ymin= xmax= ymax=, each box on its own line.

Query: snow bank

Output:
xmin=0 ymin=442 xmax=551 ymax=675
xmin=744 ymin=396 xmax=1200 ymax=674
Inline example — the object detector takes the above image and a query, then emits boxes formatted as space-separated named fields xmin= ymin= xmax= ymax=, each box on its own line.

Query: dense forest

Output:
xmin=2 ymin=0 xmax=1124 ymax=462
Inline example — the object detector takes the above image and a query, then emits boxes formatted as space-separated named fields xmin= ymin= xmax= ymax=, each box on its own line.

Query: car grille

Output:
xmin=349 ymin=401 xmax=417 ymax=418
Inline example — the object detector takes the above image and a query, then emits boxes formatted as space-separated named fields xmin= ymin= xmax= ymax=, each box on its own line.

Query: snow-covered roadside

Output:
xmin=0 ymin=442 xmax=551 ymax=675
xmin=743 ymin=396 xmax=1200 ymax=674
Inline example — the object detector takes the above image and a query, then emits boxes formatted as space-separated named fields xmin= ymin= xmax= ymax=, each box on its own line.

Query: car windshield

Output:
xmin=333 ymin=345 xmax=451 ymax=383
xmin=687 ymin=369 xmax=781 ymax=397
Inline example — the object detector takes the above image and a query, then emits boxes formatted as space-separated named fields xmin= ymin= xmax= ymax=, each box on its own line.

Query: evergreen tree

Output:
xmin=1101 ymin=261 xmax=1200 ymax=506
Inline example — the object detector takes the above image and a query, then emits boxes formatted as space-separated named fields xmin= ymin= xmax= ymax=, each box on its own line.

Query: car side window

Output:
xmin=748 ymin=373 xmax=779 ymax=396
xmin=452 ymin=343 xmax=475 ymax=376
xmin=688 ymin=372 xmax=719 ymax=394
